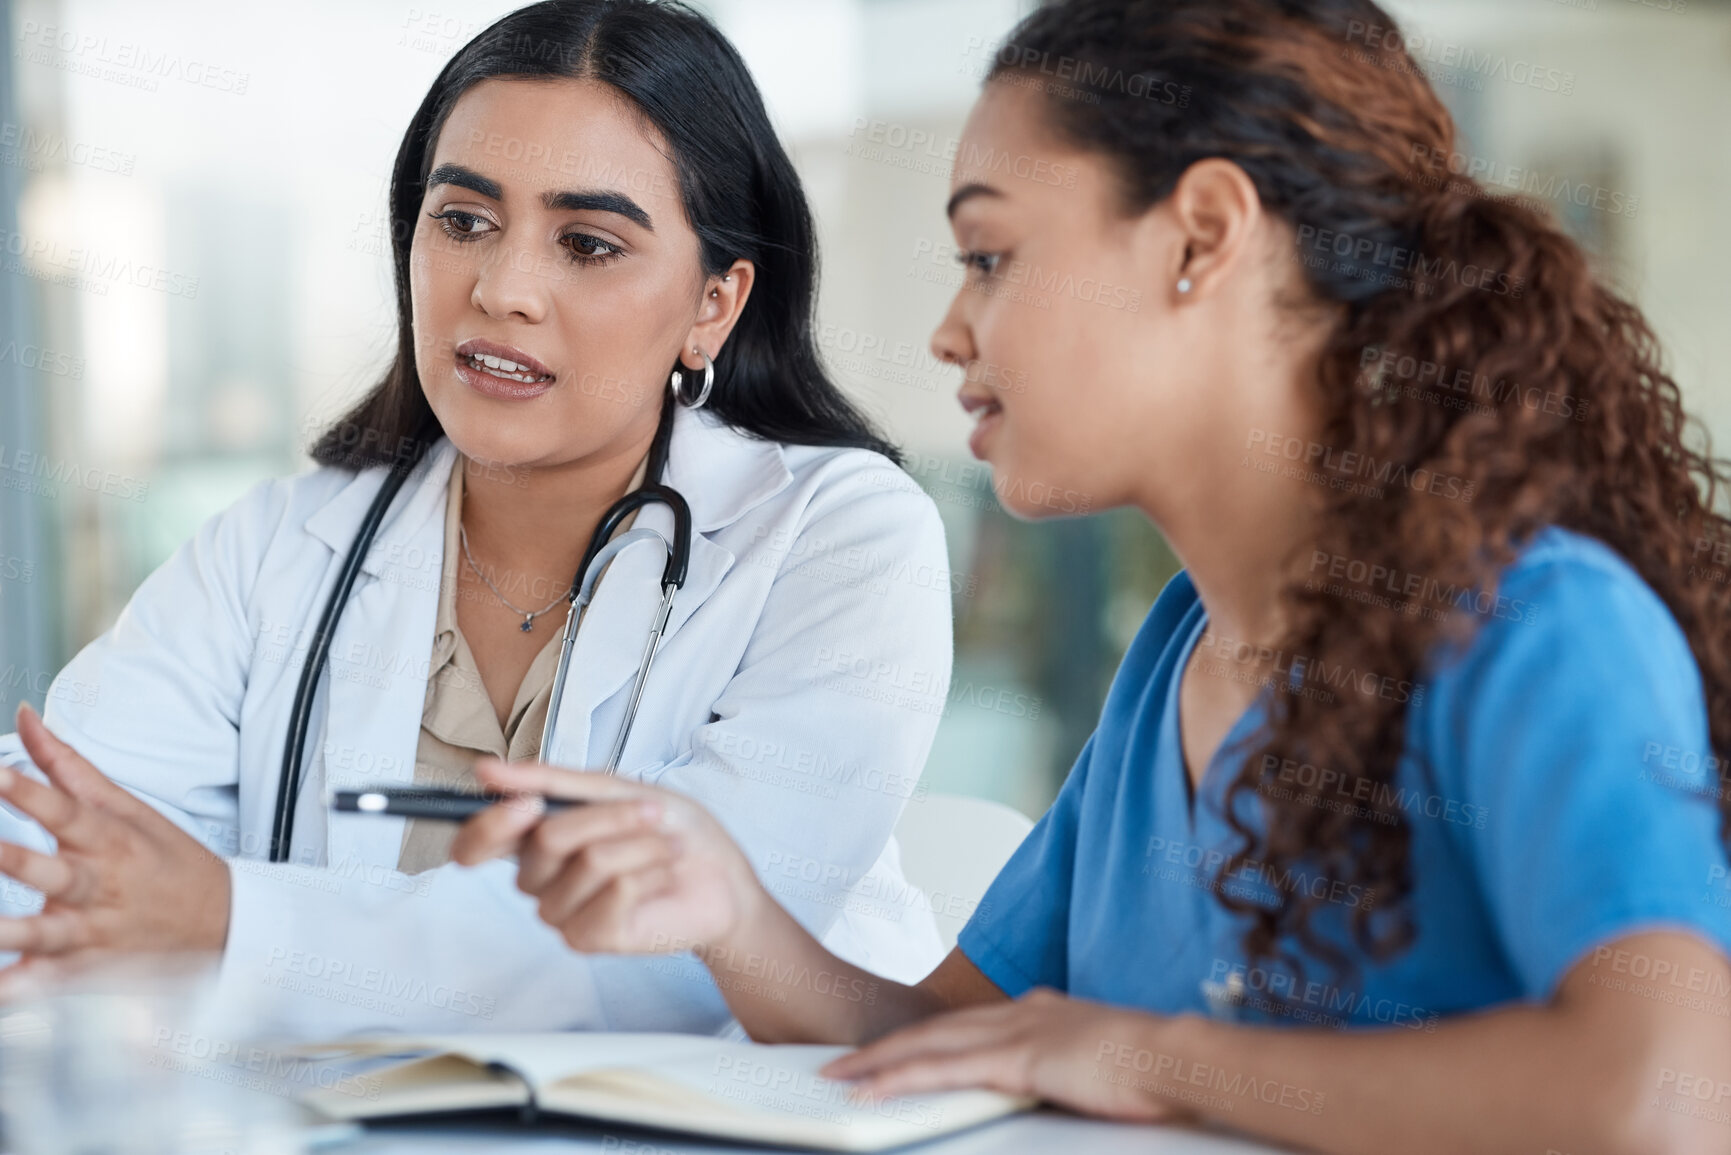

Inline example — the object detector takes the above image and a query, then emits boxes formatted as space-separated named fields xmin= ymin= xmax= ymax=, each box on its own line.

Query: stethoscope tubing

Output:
xmin=270 ymin=409 xmax=689 ymax=864
xmin=270 ymin=441 xmax=431 ymax=862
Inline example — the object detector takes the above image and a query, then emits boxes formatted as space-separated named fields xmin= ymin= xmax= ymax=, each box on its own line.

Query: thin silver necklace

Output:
xmin=458 ymin=523 xmax=566 ymax=633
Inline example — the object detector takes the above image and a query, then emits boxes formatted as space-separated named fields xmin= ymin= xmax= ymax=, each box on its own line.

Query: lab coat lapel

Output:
xmin=543 ymin=408 xmax=792 ymax=769
xmin=542 ymin=528 xmax=733 ymax=769
xmin=302 ymin=439 xmax=457 ymax=867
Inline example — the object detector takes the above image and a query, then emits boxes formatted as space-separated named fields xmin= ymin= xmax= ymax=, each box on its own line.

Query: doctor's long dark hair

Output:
xmin=309 ymin=0 xmax=898 ymax=470
xmin=993 ymin=0 xmax=1731 ymax=985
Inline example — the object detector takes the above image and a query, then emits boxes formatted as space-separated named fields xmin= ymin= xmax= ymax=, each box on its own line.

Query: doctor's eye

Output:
xmin=956 ymin=249 xmax=1003 ymax=278
xmin=428 ymin=209 xmax=495 ymax=241
xmin=560 ymin=231 xmax=624 ymax=267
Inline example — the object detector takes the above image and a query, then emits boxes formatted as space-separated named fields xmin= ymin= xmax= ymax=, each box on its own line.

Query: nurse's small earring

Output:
xmin=1176 ymin=277 xmax=1193 ymax=295
xmin=708 ymin=272 xmax=733 ymax=300
xmin=670 ymin=348 xmax=715 ymax=408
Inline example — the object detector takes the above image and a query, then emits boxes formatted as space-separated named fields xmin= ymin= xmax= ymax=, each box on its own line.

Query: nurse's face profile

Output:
xmin=931 ymin=80 xmax=1324 ymax=523
xmin=408 ymin=77 xmax=753 ymax=472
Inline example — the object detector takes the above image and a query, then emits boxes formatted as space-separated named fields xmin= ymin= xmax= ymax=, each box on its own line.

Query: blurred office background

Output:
xmin=0 ymin=0 xmax=1725 ymax=817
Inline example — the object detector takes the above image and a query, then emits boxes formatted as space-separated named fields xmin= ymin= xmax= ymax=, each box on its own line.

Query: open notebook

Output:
xmin=299 ymin=1032 xmax=1031 ymax=1151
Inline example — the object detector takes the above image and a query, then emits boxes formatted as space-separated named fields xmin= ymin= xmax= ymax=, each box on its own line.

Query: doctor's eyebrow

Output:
xmin=426 ymin=163 xmax=654 ymax=231
xmin=428 ymin=163 xmax=502 ymax=200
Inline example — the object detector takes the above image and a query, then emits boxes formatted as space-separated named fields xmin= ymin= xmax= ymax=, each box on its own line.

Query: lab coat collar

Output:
xmin=301 ymin=404 xmax=794 ymax=573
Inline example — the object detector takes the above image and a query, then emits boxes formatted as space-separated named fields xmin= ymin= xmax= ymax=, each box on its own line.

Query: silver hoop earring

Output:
xmin=1176 ymin=277 xmax=1193 ymax=294
xmin=669 ymin=349 xmax=714 ymax=409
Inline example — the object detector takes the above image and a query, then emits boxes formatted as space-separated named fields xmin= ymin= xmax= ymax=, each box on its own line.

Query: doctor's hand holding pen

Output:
xmin=451 ymin=755 xmax=1177 ymax=1125
xmin=0 ymin=703 xmax=232 ymax=991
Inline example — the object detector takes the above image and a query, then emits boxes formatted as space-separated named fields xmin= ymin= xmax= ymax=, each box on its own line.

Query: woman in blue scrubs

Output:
xmin=455 ymin=0 xmax=1731 ymax=1148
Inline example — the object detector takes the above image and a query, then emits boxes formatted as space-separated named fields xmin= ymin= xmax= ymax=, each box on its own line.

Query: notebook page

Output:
xmin=337 ymin=1032 xmax=731 ymax=1089
xmin=545 ymin=1041 xmax=1026 ymax=1152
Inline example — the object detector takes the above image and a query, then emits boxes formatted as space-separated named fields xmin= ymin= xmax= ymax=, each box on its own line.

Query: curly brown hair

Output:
xmin=991 ymin=0 xmax=1731 ymax=983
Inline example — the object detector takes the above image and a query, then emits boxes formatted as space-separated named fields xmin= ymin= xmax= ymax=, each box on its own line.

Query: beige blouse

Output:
xmin=397 ymin=452 xmax=647 ymax=873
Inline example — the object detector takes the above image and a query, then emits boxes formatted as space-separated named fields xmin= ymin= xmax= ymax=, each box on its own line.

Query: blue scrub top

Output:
xmin=958 ymin=528 xmax=1731 ymax=1028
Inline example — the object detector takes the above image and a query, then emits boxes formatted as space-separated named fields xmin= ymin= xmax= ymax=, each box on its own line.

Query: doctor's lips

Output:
xmin=454 ymin=337 xmax=557 ymax=400
xmin=958 ymin=384 xmax=1004 ymax=460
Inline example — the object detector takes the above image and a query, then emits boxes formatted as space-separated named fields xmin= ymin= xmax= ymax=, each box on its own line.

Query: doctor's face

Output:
xmin=409 ymin=77 xmax=714 ymax=472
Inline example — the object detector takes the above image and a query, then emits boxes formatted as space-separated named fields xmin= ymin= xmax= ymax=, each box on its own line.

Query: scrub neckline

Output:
xmin=1168 ymin=608 xmax=1269 ymax=827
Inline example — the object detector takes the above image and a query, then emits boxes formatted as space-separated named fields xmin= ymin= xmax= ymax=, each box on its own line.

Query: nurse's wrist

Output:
xmin=1136 ymin=1011 xmax=1224 ymax=1117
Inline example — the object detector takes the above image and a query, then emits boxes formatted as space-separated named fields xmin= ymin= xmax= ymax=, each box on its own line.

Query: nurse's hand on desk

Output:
xmin=822 ymin=989 xmax=1180 ymax=1123
xmin=0 ymin=704 xmax=232 ymax=983
xmin=452 ymin=757 xmax=769 ymax=956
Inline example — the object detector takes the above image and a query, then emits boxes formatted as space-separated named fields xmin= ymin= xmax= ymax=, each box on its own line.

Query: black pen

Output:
xmin=328 ymin=786 xmax=583 ymax=822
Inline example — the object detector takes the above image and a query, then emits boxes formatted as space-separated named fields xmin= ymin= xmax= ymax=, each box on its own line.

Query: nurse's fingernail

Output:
xmin=0 ymin=766 xmax=12 ymax=790
xmin=638 ymin=800 xmax=662 ymax=825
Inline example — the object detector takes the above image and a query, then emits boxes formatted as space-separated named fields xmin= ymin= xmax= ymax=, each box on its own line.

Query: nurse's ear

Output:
xmin=1156 ymin=159 xmax=1266 ymax=304
xmin=680 ymin=259 xmax=755 ymax=371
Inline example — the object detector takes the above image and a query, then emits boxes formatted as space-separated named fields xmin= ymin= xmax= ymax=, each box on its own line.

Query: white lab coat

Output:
xmin=0 ymin=404 xmax=954 ymax=1039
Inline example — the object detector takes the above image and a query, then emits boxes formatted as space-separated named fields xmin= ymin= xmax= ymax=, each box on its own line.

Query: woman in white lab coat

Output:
xmin=0 ymin=0 xmax=951 ymax=1038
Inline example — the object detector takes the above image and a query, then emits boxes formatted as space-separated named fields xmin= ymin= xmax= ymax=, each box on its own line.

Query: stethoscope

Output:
xmin=268 ymin=403 xmax=691 ymax=863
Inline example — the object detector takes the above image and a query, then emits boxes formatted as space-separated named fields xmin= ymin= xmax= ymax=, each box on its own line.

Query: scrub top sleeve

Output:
xmin=956 ymin=732 xmax=1095 ymax=997
xmin=1426 ymin=546 xmax=1731 ymax=1000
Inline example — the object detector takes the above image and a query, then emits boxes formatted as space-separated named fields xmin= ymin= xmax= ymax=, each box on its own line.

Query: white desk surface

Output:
xmin=332 ymin=1111 xmax=1292 ymax=1154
